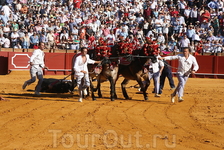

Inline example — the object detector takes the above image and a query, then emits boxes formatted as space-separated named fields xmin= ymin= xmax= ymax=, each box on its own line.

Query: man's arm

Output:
xmin=30 ymin=50 xmax=39 ymax=65
xmin=191 ymin=56 xmax=199 ymax=74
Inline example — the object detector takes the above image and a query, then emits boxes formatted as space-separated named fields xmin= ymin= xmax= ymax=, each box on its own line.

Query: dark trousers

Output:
xmin=160 ymin=70 xmax=175 ymax=91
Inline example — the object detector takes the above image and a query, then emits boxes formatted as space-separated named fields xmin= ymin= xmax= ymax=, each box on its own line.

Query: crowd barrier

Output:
xmin=0 ymin=51 xmax=224 ymax=79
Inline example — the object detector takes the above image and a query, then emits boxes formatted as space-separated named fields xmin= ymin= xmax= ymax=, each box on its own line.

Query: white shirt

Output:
xmin=148 ymin=56 xmax=164 ymax=73
xmin=184 ymin=9 xmax=191 ymax=17
xmin=192 ymin=33 xmax=201 ymax=41
xmin=164 ymin=54 xmax=199 ymax=76
xmin=155 ymin=19 xmax=163 ymax=27
xmin=11 ymin=32 xmax=19 ymax=42
xmin=30 ymin=49 xmax=45 ymax=68
xmin=180 ymin=38 xmax=190 ymax=47
xmin=73 ymin=53 xmax=95 ymax=76
xmin=4 ymin=38 xmax=10 ymax=48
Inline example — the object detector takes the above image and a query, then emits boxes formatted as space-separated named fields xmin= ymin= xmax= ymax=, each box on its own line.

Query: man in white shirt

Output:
xmin=73 ymin=47 xmax=101 ymax=102
xmin=157 ymin=33 xmax=165 ymax=44
xmin=179 ymin=35 xmax=190 ymax=51
xmin=147 ymin=51 xmax=164 ymax=97
xmin=11 ymin=30 xmax=19 ymax=48
xmin=22 ymin=42 xmax=48 ymax=95
xmin=155 ymin=16 xmax=163 ymax=34
xmin=159 ymin=47 xmax=199 ymax=103
xmin=105 ymin=30 xmax=116 ymax=47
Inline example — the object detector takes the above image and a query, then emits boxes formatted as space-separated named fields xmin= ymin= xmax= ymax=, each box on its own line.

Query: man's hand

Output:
xmin=30 ymin=62 xmax=34 ymax=66
xmin=191 ymin=70 xmax=196 ymax=74
xmin=81 ymin=70 xmax=87 ymax=74
xmin=44 ymin=66 xmax=49 ymax=70
xmin=95 ymin=61 xmax=101 ymax=64
xmin=158 ymin=57 xmax=164 ymax=60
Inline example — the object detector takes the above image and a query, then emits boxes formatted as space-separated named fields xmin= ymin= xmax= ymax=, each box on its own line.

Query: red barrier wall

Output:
xmin=0 ymin=52 xmax=224 ymax=78
xmin=0 ymin=52 xmax=9 ymax=75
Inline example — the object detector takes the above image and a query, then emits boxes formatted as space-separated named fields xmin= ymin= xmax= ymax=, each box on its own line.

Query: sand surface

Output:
xmin=0 ymin=71 xmax=224 ymax=150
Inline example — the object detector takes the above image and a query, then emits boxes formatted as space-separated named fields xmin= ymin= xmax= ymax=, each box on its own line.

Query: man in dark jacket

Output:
xmin=159 ymin=60 xmax=175 ymax=94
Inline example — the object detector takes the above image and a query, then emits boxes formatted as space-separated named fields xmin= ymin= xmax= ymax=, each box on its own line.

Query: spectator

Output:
xmin=0 ymin=11 xmax=8 ymax=24
xmin=3 ymin=34 xmax=10 ymax=48
xmin=30 ymin=32 xmax=39 ymax=48
xmin=22 ymin=32 xmax=30 ymax=49
xmin=11 ymin=29 xmax=19 ymax=48
xmin=179 ymin=35 xmax=191 ymax=51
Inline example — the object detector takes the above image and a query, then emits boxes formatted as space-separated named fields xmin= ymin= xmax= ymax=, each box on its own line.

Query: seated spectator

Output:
xmin=157 ymin=33 xmax=165 ymax=44
xmin=11 ymin=29 xmax=19 ymax=48
xmin=203 ymin=40 xmax=212 ymax=53
xmin=70 ymin=36 xmax=80 ymax=51
xmin=3 ymin=34 xmax=10 ymax=48
xmin=3 ymin=23 xmax=10 ymax=36
xmin=60 ymin=35 xmax=69 ymax=49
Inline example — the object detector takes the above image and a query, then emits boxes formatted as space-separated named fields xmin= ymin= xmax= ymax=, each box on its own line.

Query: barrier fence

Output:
xmin=0 ymin=52 xmax=224 ymax=79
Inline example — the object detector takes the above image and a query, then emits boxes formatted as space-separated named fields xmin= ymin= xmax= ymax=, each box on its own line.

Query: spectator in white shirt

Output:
xmin=154 ymin=15 xmax=163 ymax=34
xmin=157 ymin=33 xmax=165 ymax=44
xmin=192 ymin=32 xmax=201 ymax=44
xmin=179 ymin=35 xmax=191 ymax=51
xmin=11 ymin=29 xmax=19 ymax=48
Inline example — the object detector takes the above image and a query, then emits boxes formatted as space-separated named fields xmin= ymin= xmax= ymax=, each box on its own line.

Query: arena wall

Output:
xmin=0 ymin=52 xmax=224 ymax=78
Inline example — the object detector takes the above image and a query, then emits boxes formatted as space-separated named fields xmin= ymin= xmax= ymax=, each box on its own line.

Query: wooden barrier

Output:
xmin=0 ymin=51 xmax=224 ymax=78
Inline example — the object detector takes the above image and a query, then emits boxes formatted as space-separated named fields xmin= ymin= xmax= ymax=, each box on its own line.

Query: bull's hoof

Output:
xmin=144 ymin=97 xmax=149 ymax=101
xmin=111 ymin=99 xmax=115 ymax=101
xmin=92 ymin=98 xmax=96 ymax=101
xmin=98 ymin=95 xmax=102 ymax=98
xmin=125 ymin=97 xmax=132 ymax=100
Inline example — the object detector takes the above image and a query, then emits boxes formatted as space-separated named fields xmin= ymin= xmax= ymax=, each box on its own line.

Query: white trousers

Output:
xmin=76 ymin=74 xmax=90 ymax=98
xmin=26 ymin=66 xmax=43 ymax=92
xmin=174 ymin=74 xmax=188 ymax=97
xmin=148 ymin=71 xmax=161 ymax=94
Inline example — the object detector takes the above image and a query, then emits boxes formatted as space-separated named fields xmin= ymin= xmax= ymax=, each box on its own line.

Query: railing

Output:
xmin=0 ymin=47 xmax=223 ymax=56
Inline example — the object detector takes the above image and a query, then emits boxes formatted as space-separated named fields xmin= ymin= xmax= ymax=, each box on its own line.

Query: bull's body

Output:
xmin=41 ymin=78 xmax=74 ymax=93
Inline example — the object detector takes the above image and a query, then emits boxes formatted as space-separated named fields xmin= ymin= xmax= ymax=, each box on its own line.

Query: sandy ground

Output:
xmin=0 ymin=71 xmax=224 ymax=150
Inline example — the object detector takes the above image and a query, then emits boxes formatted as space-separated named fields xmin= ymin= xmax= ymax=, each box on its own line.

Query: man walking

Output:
xmin=159 ymin=48 xmax=199 ymax=103
xmin=159 ymin=60 xmax=176 ymax=94
xmin=147 ymin=49 xmax=164 ymax=97
xmin=73 ymin=47 xmax=100 ymax=102
xmin=22 ymin=42 xmax=48 ymax=95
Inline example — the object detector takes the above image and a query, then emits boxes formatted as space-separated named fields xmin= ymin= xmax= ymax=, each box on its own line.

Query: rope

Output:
xmin=162 ymin=60 xmax=179 ymax=70
xmin=109 ymin=55 xmax=156 ymax=60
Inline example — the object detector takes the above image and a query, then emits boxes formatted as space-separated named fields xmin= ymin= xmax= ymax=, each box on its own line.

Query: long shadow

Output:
xmin=0 ymin=92 xmax=79 ymax=102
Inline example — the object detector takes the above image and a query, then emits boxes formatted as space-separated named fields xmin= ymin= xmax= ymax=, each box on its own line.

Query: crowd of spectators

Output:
xmin=0 ymin=0 xmax=224 ymax=54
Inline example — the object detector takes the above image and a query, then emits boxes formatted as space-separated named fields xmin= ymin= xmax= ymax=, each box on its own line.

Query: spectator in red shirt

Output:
xmin=74 ymin=0 xmax=82 ymax=9
xmin=144 ymin=5 xmax=152 ymax=19
xmin=170 ymin=7 xmax=179 ymax=17
xmin=200 ymin=10 xmax=211 ymax=23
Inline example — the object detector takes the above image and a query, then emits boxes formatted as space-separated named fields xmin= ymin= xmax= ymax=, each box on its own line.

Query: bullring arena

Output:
xmin=0 ymin=69 xmax=224 ymax=149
